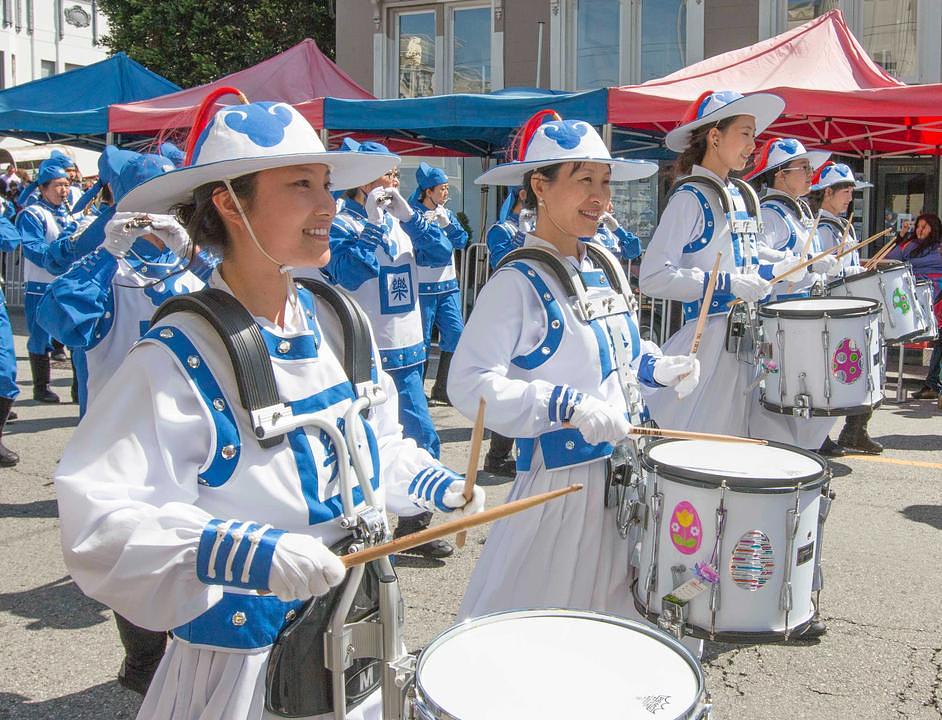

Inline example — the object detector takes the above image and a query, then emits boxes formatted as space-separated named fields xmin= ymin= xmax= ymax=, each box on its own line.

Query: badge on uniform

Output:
xmin=380 ymin=264 xmax=415 ymax=314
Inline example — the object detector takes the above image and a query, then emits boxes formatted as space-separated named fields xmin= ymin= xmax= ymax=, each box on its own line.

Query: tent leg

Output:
xmin=603 ymin=123 xmax=613 ymax=151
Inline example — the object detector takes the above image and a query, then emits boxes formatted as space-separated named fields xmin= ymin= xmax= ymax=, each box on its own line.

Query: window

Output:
xmin=785 ymin=0 xmax=839 ymax=31
xmin=450 ymin=5 xmax=491 ymax=94
xmin=397 ymin=10 xmax=436 ymax=98
xmin=574 ymin=0 xmax=621 ymax=90
xmin=64 ymin=63 xmax=83 ymax=73
xmin=0 ymin=53 xmax=5 ymax=90
xmin=640 ymin=0 xmax=687 ymax=81
xmin=40 ymin=60 xmax=56 ymax=78
xmin=861 ymin=0 xmax=917 ymax=81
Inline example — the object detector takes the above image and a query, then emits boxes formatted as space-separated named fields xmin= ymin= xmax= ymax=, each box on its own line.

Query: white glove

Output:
xmin=518 ymin=208 xmax=535 ymax=233
xmin=569 ymin=394 xmax=631 ymax=447
xmin=268 ymin=533 xmax=346 ymax=602
xmin=102 ymin=212 xmax=148 ymax=258
xmin=654 ymin=355 xmax=700 ymax=395
xmin=599 ymin=211 xmax=620 ymax=232
xmin=434 ymin=205 xmax=450 ymax=228
xmin=440 ymin=480 xmax=486 ymax=517
xmin=385 ymin=188 xmax=414 ymax=222
xmin=365 ymin=187 xmax=390 ymax=225
xmin=843 ymin=264 xmax=867 ymax=276
xmin=771 ymin=254 xmax=808 ymax=283
xmin=674 ymin=360 xmax=701 ymax=399
xmin=810 ymin=252 xmax=842 ymax=277
xmin=147 ymin=214 xmax=191 ymax=258
xmin=729 ymin=273 xmax=772 ymax=303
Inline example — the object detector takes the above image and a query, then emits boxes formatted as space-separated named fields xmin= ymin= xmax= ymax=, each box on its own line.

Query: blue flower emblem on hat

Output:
xmin=699 ymin=91 xmax=744 ymax=118
xmin=542 ymin=121 xmax=589 ymax=150
xmin=775 ymin=138 xmax=800 ymax=155
xmin=223 ymin=102 xmax=294 ymax=148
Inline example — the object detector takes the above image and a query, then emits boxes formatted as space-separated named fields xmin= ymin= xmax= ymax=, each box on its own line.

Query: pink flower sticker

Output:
xmin=669 ymin=501 xmax=702 ymax=555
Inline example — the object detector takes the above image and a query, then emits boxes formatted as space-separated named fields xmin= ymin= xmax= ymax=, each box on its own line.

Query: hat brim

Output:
xmin=743 ymin=149 xmax=832 ymax=181
xmin=475 ymin=157 xmax=658 ymax=186
xmin=118 ymin=151 xmax=400 ymax=213
xmin=664 ymin=93 xmax=786 ymax=153
xmin=811 ymin=178 xmax=872 ymax=192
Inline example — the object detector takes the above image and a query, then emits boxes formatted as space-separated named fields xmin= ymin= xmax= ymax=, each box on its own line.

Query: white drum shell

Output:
xmin=635 ymin=441 xmax=826 ymax=639
xmin=413 ymin=609 xmax=709 ymax=720
xmin=913 ymin=280 xmax=939 ymax=341
xmin=758 ymin=298 xmax=883 ymax=416
xmin=828 ymin=263 xmax=926 ymax=342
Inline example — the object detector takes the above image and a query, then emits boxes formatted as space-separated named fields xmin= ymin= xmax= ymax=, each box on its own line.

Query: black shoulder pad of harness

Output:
xmin=151 ymin=288 xmax=285 ymax=449
xmin=294 ymin=278 xmax=375 ymax=387
xmin=495 ymin=246 xmax=579 ymax=297
xmin=728 ymin=177 xmax=762 ymax=218
xmin=667 ymin=174 xmax=732 ymax=214
xmin=818 ymin=216 xmax=846 ymax=233
xmin=760 ymin=191 xmax=807 ymax=220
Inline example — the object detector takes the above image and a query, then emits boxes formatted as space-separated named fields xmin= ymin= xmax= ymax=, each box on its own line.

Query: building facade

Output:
xmin=0 ymin=0 xmax=108 ymax=88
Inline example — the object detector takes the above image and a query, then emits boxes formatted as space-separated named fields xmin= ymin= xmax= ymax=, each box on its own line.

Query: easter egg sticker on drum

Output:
xmin=832 ymin=337 xmax=863 ymax=384
xmin=892 ymin=288 xmax=911 ymax=315
xmin=669 ymin=501 xmax=702 ymax=555
xmin=730 ymin=530 xmax=775 ymax=591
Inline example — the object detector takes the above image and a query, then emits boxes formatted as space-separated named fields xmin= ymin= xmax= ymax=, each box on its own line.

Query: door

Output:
xmin=873 ymin=158 xmax=939 ymax=258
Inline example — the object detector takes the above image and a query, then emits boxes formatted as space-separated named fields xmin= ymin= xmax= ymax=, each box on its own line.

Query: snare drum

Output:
xmin=757 ymin=297 xmax=883 ymax=416
xmin=828 ymin=261 xmax=926 ymax=342
xmin=634 ymin=439 xmax=829 ymax=643
xmin=413 ymin=609 xmax=711 ymax=719
xmin=913 ymin=280 xmax=939 ymax=342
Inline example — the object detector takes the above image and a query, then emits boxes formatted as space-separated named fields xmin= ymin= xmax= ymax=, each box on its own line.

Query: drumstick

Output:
xmin=341 ymin=484 xmax=584 ymax=568
xmin=690 ymin=252 xmax=722 ymax=357
xmin=836 ymin=211 xmax=854 ymax=256
xmin=561 ymin=422 xmax=766 ymax=445
xmin=865 ymin=235 xmax=898 ymax=270
xmin=455 ymin=398 xmax=486 ymax=549
xmin=774 ymin=228 xmax=890 ymax=283
xmin=786 ymin=211 xmax=824 ymax=294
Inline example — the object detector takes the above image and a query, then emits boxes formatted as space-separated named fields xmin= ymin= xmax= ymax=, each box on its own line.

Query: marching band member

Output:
xmin=318 ymin=139 xmax=454 ymax=557
xmin=55 ymin=97 xmax=482 ymax=720
xmin=593 ymin=201 xmax=641 ymax=261
xmin=0 ymin=201 xmax=21 ymax=466
xmin=806 ymin=161 xmax=883 ymax=454
xmin=639 ymin=90 xmax=794 ymax=437
xmin=409 ymin=162 xmax=469 ymax=405
xmin=14 ymin=159 xmax=79 ymax=403
xmin=744 ymin=137 xmax=839 ymax=452
xmin=451 ymin=112 xmax=699 ymax=620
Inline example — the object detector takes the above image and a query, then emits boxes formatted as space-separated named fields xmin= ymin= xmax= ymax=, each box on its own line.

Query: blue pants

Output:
xmin=419 ymin=291 xmax=464 ymax=354
xmin=0 ymin=297 xmax=18 ymax=400
xmin=387 ymin=362 xmax=441 ymax=460
xmin=24 ymin=282 xmax=52 ymax=356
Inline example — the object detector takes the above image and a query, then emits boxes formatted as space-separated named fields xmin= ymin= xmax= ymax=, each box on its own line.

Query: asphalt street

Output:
xmin=0 ymin=315 xmax=940 ymax=719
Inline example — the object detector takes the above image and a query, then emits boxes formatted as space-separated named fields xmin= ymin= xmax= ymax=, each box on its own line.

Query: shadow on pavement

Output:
xmin=7 ymin=414 xmax=79 ymax=434
xmin=391 ymin=554 xmax=447 ymax=569
xmin=436 ymin=426 xmax=472 ymax=445
xmin=0 ymin=575 xmax=111 ymax=630
xmin=827 ymin=460 xmax=852 ymax=479
xmin=888 ymin=400 xmax=940 ymax=420
xmin=0 ymin=682 xmax=141 ymax=719
xmin=0 ymin=498 xmax=57 ymax=518
xmin=900 ymin=504 xmax=942 ymax=530
xmin=875 ymin=433 xmax=942 ymax=451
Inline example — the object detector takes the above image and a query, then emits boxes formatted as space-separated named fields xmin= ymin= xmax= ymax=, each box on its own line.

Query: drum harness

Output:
xmin=497 ymin=243 xmax=649 ymax=538
xmin=151 ymin=279 xmax=417 ymax=720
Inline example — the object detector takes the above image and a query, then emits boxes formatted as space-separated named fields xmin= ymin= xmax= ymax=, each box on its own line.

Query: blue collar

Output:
xmin=125 ymin=239 xmax=185 ymax=280
xmin=342 ymin=198 xmax=368 ymax=221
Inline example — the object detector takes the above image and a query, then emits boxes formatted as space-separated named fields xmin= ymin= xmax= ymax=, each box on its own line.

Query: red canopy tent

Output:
xmin=108 ymin=39 xmax=372 ymax=135
xmin=608 ymin=10 xmax=942 ymax=158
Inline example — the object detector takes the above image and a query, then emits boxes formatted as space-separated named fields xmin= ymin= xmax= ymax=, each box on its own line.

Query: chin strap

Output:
xmin=223 ymin=178 xmax=298 ymax=309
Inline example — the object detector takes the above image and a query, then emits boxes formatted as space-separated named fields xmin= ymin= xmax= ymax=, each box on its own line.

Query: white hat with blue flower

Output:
xmin=743 ymin=137 xmax=830 ymax=181
xmin=664 ymin=90 xmax=785 ymax=153
xmin=810 ymin=161 xmax=873 ymax=191
xmin=476 ymin=110 xmax=657 ymax=186
xmin=119 ymin=88 xmax=399 ymax=213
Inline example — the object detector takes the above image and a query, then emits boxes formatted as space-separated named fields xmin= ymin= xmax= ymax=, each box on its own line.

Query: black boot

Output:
xmin=0 ymin=397 xmax=19 ymax=467
xmin=50 ymin=339 xmax=67 ymax=362
xmin=394 ymin=511 xmax=454 ymax=558
xmin=484 ymin=432 xmax=516 ymax=477
xmin=29 ymin=354 xmax=60 ymax=403
xmin=838 ymin=411 xmax=883 ymax=454
xmin=429 ymin=352 xmax=453 ymax=406
xmin=818 ymin=436 xmax=845 ymax=457
xmin=114 ymin=613 xmax=167 ymax=695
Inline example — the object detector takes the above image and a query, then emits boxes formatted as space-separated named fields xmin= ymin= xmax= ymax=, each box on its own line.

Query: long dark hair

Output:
xmin=909 ymin=213 xmax=942 ymax=257
xmin=674 ymin=117 xmax=738 ymax=177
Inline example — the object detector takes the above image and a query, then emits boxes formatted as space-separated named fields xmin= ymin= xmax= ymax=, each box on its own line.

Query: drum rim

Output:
xmin=758 ymin=295 xmax=880 ymax=319
xmin=826 ymin=260 xmax=909 ymax=287
xmin=413 ymin=608 xmax=707 ymax=720
xmin=641 ymin=439 xmax=828 ymax=493
xmin=759 ymin=398 xmax=883 ymax=418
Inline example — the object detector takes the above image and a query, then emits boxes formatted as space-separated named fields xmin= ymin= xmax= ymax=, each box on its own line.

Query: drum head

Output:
xmin=416 ymin=610 xmax=703 ymax=719
xmin=643 ymin=439 xmax=827 ymax=492
xmin=759 ymin=297 xmax=879 ymax=318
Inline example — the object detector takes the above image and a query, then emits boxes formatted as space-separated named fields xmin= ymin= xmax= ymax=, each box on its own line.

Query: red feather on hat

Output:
xmin=681 ymin=90 xmax=715 ymax=124
xmin=183 ymin=87 xmax=250 ymax=167
xmin=811 ymin=160 xmax=834 ymax=186
xmin=510 ymin=109 xmax=562 ymax=162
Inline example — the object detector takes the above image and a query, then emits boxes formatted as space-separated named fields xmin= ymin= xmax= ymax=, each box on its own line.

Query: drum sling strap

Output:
xmin=151 ymin=281 xmax=383 ymax=718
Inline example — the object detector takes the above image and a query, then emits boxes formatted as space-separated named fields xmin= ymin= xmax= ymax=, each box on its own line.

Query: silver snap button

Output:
xmin=541 ymin=347 xmax=551 ymax=355
xmin=543 ymin=293 xmax=552 ymax=301
xmin=221 ymin=444 xmax=237 ymax=460
xmin=527 ymin=270 xmax=536 ymax=277
xmin=159 ymin=328 xmax=174 ymax=339
xmin=187 ymin=355 xmax=200 ymax=368
xmin=565 ymin=441 xmax=575 ymax=450
xmin=285 ymin=609 xmax=297 ymax=622
xmin=551 ymin=320 xmax=561 ymax=329
xmin=231 ymin=611 xmax=247 ymax=627
xmin=213 ymin=398 xmax=226 ymax=412
xmin=103 ymin=311 xmax=112 ymax=319
xmin=277 ymin=340 xmax=291 ymax=354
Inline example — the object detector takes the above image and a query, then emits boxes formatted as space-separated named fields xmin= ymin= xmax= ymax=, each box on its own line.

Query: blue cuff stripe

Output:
xmin=196 ymin=519 xmax=285 ymax=592
xmin=711 ymin=271 xmax=731 ymax=293
xmin=758 ymin=264 xmax=775 ymax=281
xmin=549 ymin=385 xmax=564 ymax=423
xmin=638 ymin=354 xmax=664 ymax=388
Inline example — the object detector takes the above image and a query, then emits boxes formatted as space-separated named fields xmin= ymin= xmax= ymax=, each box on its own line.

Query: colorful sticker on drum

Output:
xmin=729 ymin=530 xmax=775 ymax=591
xmin=669 ymin=501 xmax=702 ymax=555
xmin=893 ymin=288 xmax=911 ymax=315
xmin=832 ymin=337 xmax=863 ymax=385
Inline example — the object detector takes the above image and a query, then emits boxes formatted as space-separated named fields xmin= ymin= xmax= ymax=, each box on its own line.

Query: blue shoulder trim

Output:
xmin=506 ymin=261 xmax=564 ymax=370
xmin=763 ymin=201 xmax=798 ymax=251
xmin=142 ymin=325 xmax=241 ymax=487
xmin=677 ymin=186 xmax=715 ymax=254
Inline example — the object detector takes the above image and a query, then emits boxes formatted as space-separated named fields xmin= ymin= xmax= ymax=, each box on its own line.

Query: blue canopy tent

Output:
xmin=0 ymin=52 xmax=179 ymax=150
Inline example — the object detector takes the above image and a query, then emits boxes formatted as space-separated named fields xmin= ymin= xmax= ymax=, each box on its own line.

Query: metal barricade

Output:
xmin=457 ymin=242 xmax=493 ymax=321
xmin=2 ymin=247 xmax=24 ymax=307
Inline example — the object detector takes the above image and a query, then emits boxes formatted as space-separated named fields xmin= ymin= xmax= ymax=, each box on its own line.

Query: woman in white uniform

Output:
xmin=54 ymin=95 xmax=483 ymax=720
xmin=639 ymin=90 xmax=803 ymax=437
xmin=450 ymin=112 xmax=700 ymax=621
xmin=744 ymin=137 xmax=840 ymax=451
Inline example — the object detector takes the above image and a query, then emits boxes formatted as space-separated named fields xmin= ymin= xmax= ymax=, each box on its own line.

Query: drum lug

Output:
xmin=793 ymin=373 xmax=812 ymax=418
xmin=657 ymin=595 xmax=689 ymax=642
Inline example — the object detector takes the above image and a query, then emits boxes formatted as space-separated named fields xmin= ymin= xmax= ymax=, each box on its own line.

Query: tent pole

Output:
xmin=106 ymin=131 xmax=113 ymax=146
xmin=603 ymin=123 xmax=613 ymax=151
xmin=319 ymin=128 xmax=330 ymax=149
xmin=862 ymin=152 xmax=872 ymax=243
xmin=535 ymin=22 xmax=544 ymax=88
